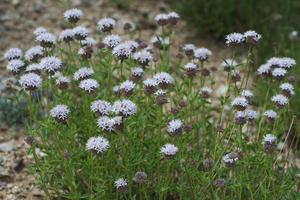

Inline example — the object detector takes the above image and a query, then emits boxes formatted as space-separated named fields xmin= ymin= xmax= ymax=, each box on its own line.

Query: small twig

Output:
xmin=276 ymin=119 xmax=300 ymax=198
xmin=253 ymin=176 xmax=268 ymax=196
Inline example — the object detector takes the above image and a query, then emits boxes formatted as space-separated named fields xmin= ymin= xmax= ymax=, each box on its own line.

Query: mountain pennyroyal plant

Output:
xmin=234 ymin=111 xmax=247 ymax=125
xmin=59 ymin=29 xmax=75 ymax=43
xmin=55 ymin=76 xmax=70 ymax=90
xmin=221 ymin=59 xmax=237 ymax=71
xmin=231 ymin=69 xmax=241 ymax=83
xmin=280 ymin=57 xmax=296 ymax=71
xmin=120 ymin=80 xmax=136 ymax=97
xmin=167 ymin=12 xmax=180 ymax=25
xmin=215 ymin=124 xmax=224 ymax=132
xmin=7 ymin=59 xmax=24 ymax=75
xmin=167 ymin=119 xmax=183 ymax=137
xmin=267 ymin=57 xmax=281 ymax=69
xmin=262 ymin=134 xmax=277 ymax=154
xmin=81 ymin=37 xmax=95 ymax=46
xmin=19 ymin=73 xmax=42 ymax=91
xmin=26 ymin=63 xmax=42 ymax=75
xmin=134 ymin=172 xmax=147 ymax=183
xmin=160 ymin=143 xmax=179 ymax=159
xmin=263 ymin=110 xmax=277 ymax=123
xmin=79 ymin=78 xmax=99 ymax=94
xmin=272 ymin=68 xmax=287 ymax=81
xmin=154 ymin=13 xmax=169 ymax=26
xmin=178 ymin=100 xmax=187 ymax=107
xmin=74 ymin=67 xmax=94 ymax=81
xmin=78 ymin=46 xmax=94 ymax=60
xmin=112 ymin=85 xmax=120 ymax=97
xmin=114 ymin=178 xmax=129 ymax=193
xmin=171 ymin=107 xmax=180 ymax=114
xmin=154 ymin=89 xmax=168 ymax=105
xmin=33 ymin=27 xmax=47 ymax=36
xmin=279 ymin=82 xmax=295 ymax=98
xmin=287 ymin=76 xmax=296 ymax=83
xmin=184 ymin=62 xmax=197 ymax=78
xmin=271 ymin=94 xmax=288 ymax=109
xmin=183 ymin=44 xmax=195 ymax=57
xmin=112 ymin=42 xmax=132 ymax=60
xmin=63 ymin=8 xmax=83 ymax=23
xmin=142 ymin=78 xmax=158 ymax=94
xmin=40 ymin=56 xmax=62 ymax=75
xmin=73 ymin=26 xmax=88 ymax=40
xmin=244 ymin=30 xmax=262 ymax=46
xmin=225 ymin=32 xmax=245 ymax=48
xmin=113 ymin=116 xmax=123 ymax=131
xmin=133 ymin=49 xmax=153 ymax=66
xmin=257 ymin=63 xmax=272 ymax=77
xmin=203 ymin=158 xmax=214 ymax=168
xmin=154 ymin=72 xmax=173 ymax=89
xmin=91 ymin=100 xmax=112 ymax=116
xmin=194 ymin=48 xmax=212 ymax=61
xmin=25 ymin=46 xmax=44 ymax=62
xmin=24 ymin=135 xmax=35 ymax=145
xmin=214 ymin=178 xmax=226 ymax=187
xmin=97 ymin=17 xmax=116 ymax=32
xmin=151 ymin=37 xmax=170 ymax=50
xmin=183 ymin=124 xmax=192 ymax=133
xmin=200 ymin=87 xmax=212 ymax=98
xmin=289 ymin=31 xmax=298 ymax=41
xmin=50 ymin=104 xmax=70 ymax=123
xmin=62 ymin=152 xmax=70 ymax=159
xmin=129 ymin=67 xmax=143 ymax=82
xmin=245 ymin=109 xmax=258 ymax=121
xmin=124 ymin=40 xmax=139 ymax=52
xmin=240 ymin=90 xmax=253 ymax=103
xmin=103 ymin=34 xmax=122 ymax=49
xmin=231 ymin=96 xmax=248 ymax=111
xmin=86 ymin=136 xmax=110 ymax=155
xmin=36 ymin=32 xmax=56 ymax=48
xmin=112 ymin=99 xmax=137 ymax=117
xmin=97 ymin=116 xmax=115 ymax=133
xmin=123 ymin=22 xmax=133 ymax=30
xmin=4 ymin=48 xmax=22 ymax=60
xmin=222 ymin=152 xmax=238 ymax=168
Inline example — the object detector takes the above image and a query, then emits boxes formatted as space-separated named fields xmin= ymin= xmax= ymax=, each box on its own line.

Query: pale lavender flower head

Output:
xmin=73 ymin=26 xmax=88 ymax=40
xmin=267 ymin=57 xmax=281 ymax=69
xmin=36 ymin=33 xmax=57 ymax=48
xmin=231 ymin=97 xmax=248 ymax=111
xmin=167 ymin=12 xmax=180 ymax=25
xmin=154 ymin=89 xmax=168 ymax=105
xmin=244 ymin=30 xmax=262 ymax=46
xmin=183 ymin=44 xmax=195 ymax=57
xmin=240 ymin=90 xmax=253 ymax=103
xmin=257 ymin=63 xmax=272 ymax=77
xmin=4 ymin=48 xmax=22 ymax=60
xmin=289 ymin=31 xmax=298 ymax=41
xmin=120 ymin=80 xmax=136 ymax=97
xmin=280 ymin=57 xmax=296 ymax=71
xmin=155 ymin=13 xmax=169 ymax=26
xmin=272 ymin=68 xmax=287 ymax=81
xmin=24 ymin=135 xmax=35 ymax=144
xmin=134 ymin=172 xmax=147 ymax=183
xmin=262 ymin=134 xmax=277 ymax=154
xmin=154 ymin=72 xmax=173 ymax=89
xmin=184 ymin=62 xmax=198 ymax=78
xmin=168 ymin=119 xmax=183 ymax=137
xmin=112 ymin=85 xmax=120 ymax=97
xmin=55 ymin=76 xmax=70 ymax=90
xmin=98 ymin=17 xmax=116 ymax=32
xmin=81 ymin=37 xmax=96 ymax=46
xmin=214 ymin=178 xmax=226 ymax=187
xmin=7 ymin=60 xmax=24 ymax=75
xmin=50 ymin=104 xmax=70 ymax=123
xmin=222 ymin=152 xmax=238 ymax=168
xmin=91 ymin=100 xmax=112 ymax=116
xmin=63 ymin=8 xmax=83 ymax=23
xmin=97 ymin=116 xmax=115 ymax=133
xmin=231 ymin=69 xmax=241 ymax=83
xmin=40 ymin=56 xmax=62 ymax=75
xmin=26 ymin=63 xmax=42 ymax=74
xmin=25 ymin=46 xmax=44 ymax=62
xmin=221 ymin=59 xmax=237 ymax=71
xmin=200 ymin=87 xmax=212 ymax=98
xmin=271 ymin=94 xmax=288 ymax=109
xmin=279 ymin=82 xmax=295 ymax=98
xmin=225 ymin=32 xmax=245 ymax=48
xmin=74 ymin=67 xmax=94 ymax=81
xmin=194 ymin=48 xmax=212 ymax=61
xmin=263 ymin=110 xmax=277 ymax=123
xmin=203 ymin=158 xmax=214 ymax=168
xmin=160 ymin=143 xmax=179 ymax=159
xmin=79 ymin=78 xmax=99 ymax=94
xmin=113 ymin=116 xmax=124 ymax=131
xmin=19 ymin=73 xmax=42 ymax=91
xmin=234 ymin=111 xmax=247 ymax=125
xmin=112 ymin=43 xmax=132 ymax=60
xmin=113 ymin=99 xmax=137 ymax=117
xmin=133 ymin=50 xmax=153 ymax=66
xmin=129 ymin=67 xmax=144 ymax=83
xmin=151 ymin=37 xmax=170 ymax=50
xmin=59 ymin=29 xmax=75 ymax=42
xmin=103 ymin=34 xmax=122 ymax=49
xmin=245 ymin=109 xmax=258 ymax=121
xmin=114 ymin=178 xmax=129 ymax=193
xmin=86 ymin=136 xmax=110 ymax=155
xmin=33 ymin=27 xmax=47 ymax=36
xmin=124 ymin=40 xmax=139 ymax=52
xmin=143 ymin=78 xmax=158 ymax=94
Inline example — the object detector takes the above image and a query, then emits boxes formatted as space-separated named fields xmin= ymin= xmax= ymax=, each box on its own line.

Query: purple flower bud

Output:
xmin=200 ymin=87 xmax=212 ymax=98
xmin=214 ymin=178 xmax=226 ymax=187
xmin=115 ymin=178 xmax=129 ymax=193
xmin=154 ymin=90 xmax=168 ymax=105
xmin=183 ymin=124 xmax=192 ymax=133
xmin=287 ymin=76 xmax=296 ymax=83
xmin=134 ymin=38 xmax=142 ymax=44
xmin=201 ymin=68 xmax=211 ymax=76
xmin=153 ymin=57 xmax=158 ymax=62
xmin=63 ymin=152 xmax=71 ymax=159
xmin=155 ymin=14 xmax=169 ymax=26
xmin=262 ymin=134 xmax=277 ymax=154
xmin=6 ymin=80 xmax=13 ymax=87
xmin=210 ymin=66 xmax=218 ymax=71
xmin=234 ymin=111 xmax=247 ymax=125
xmin=134 ymin=172 xmax=147 ymax=183
xmin=139 ymin=42 xmax=148 ymax=49
xmin=183 ymin=44 xmax=195 ymax=57
xmin=123 ymin=22 xmax=132 ymax=30
xmin=96 ymin=42 xmax=106 ymax=49
xmin=203 ymin=158 xmax=214 ymax=168
xmin=215 ymin=124 xmax=224 ymax=132
xmin=176 ymin=52 xmax=184 ymax=59
xmin=253 ymin=71 xmax=262 ymax=78
xmin=178 ymin=100 xmax=187 ymax=107
xmin=231 ymin=69 xmax=241 ymax=83
xmin=24 ymin=135 xmax=35 ymax=144
xmin=171 ymin=107 xmax=180 ymax=114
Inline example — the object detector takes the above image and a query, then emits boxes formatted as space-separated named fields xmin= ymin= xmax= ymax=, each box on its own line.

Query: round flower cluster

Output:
xmin=154 ymin=13 xmax=169 ymax=26
xmin=240 ymin=90 xmax=253 ymax=103
xmin=25 ymin=46 xmax=44 ymax=62
xmin=103 ymin=34 xmax=122 ymax=49
xmin=19 ymin=73 xmax=42 ymax=91
xmin=26 ymin=63 xmax=42 ymax=74
xmin=289 ymin=31 xmax=298 ymax=41
xmin=221 ymin=59 xmax=237 ymax=71
xmin=271 ymin=94 xmax=288 ymax=109
xmin=4 ymin=48 xmax=22 ymax=60
xmin=203 ymin=158 xmax=214 ymax=168
xmin=244 ymin=30 xmax=262 ymax=46
xmin=7 ymin=60 xmax=24 ymax=75
xmin=272 ymin=68 xmax=287 ymax=81
xmin=79 ymin=78 xmax=99 ymax=94
xmin=222 ymin=152 xmax=238 ymax=168
xmin=86 ymin=136 xmax=110 ymax=154
xmin=194 ymin=48 xmax=212 ymax=61
xmin=231 ymin=97 xmax=248 ymax=111
xmin=184 ymin=63 xmax=197 ymax=78
xmin=97 ymin=116 xmax=115 ymax=133
xmin=225 ymin=32 xmax=245 ymax=48
xmin=154 ymin=89 xmax=168 ymax=105
xmin=112 ymin=99 xmax=137 ymax=117
xmin=124 ymin=40 xmax=139 ymax=52
xmin=143 ymin=78 xmax=158 ymax=94
xmin=234 ymin=111 xmax=247 ymax=125
xmin=50 ymin=104 xmax=70 ymax=123
xmin=200 ymin=87 xmax=212 ymax=98
xmin=63 ymin=8 xmax=83 ymax=23
xmin=183 ymin=44 xmax=195 ymax=57
xmin=112 ymin=42 xmax=133 ymax=60
xmin=129 ymin=67 xmax=144 ymax=82
xmin=59 ymin=29 xmax=75 ymax=43
xmin=33 ymin=27 xmax=47 ymax=36
xmin=98 ymin=18 xmax=116 ymax=32
xmin=151 ymin=37 xmax=170 ymax=50
xmin=267 ymin=57 xmax=281 ymax=69
xmin=91 ymin=100 xmax=112 ymax=116
xmin=36 ymin=32 xmax=56 ymax=48
xmin=40 ymin=56 xmax=62 ymax=75
xmin=167 ymin=119 xmax=183 ymax=137
xmin=55 ymin=76 xmax=70 ymax=90
xmin=231 ymin=69 xmax=241 ymax=83
xmin=74 ymin=67 xmax=94 ymax=81
xmin=120 ymin=80 xmax=136 ymax=97
xmin=279 ymin=82 xmax=295 ymax=98
xmin=262 ymin=134 xmax=277 ymax=154
xmin=263 ymin=110 xmax=277 ymax=123
xmin=245 ymin=109 xmax=258 ymax=121
xmin=214 ymin=178 xmax=226 ymax=188
xmin=114 ymin=178 xmax=129 ymax=193
xmin=160 ymin=143 xmax=179 ymax=159
xmin=154 ymin=72 xmax=173 ymax=89
xmin=257 ymin=63 xmax=272 ymax=77
xmin=133 ymin=172 xmax=147 ymax=183
xmin=280 ymin=57 xmax=296 ymax=71
xmin=167 ymin=12 xmax=180 ymax=25
xmin=73 ymin=26 xmax=88 ymax=40
xmin=133 ymin=50 xmax=153 ymax=66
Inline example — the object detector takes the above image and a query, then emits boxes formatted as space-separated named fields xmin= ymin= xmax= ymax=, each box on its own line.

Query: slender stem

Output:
xmin=105 ymin=53 xmax=113 ymax=99
xmin=240 ymin=46 xmax=252 ymax=90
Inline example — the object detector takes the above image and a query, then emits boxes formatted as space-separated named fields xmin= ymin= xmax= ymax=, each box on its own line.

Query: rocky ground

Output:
xmin=0 ymin=0 xmax=260 ymax=199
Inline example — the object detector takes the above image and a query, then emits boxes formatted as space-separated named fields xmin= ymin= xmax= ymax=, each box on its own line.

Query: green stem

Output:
xmin=239 ymin=46 xmax=252 ymax=90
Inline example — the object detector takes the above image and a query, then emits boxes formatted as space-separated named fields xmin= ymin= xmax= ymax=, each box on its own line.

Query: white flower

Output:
xmin=120 ymin=80 xmax=136 ymax=92
xmin=154 ymin=89 xmax=166 ymax=95
xmin=240 ymin=90 xmax=253 ymax=97
xmin=194 ymin=48 xmax=212 ymax=60
xmin=103 ymin=35 xmax=122 ymax=48
xmin=257 ymin=64 xmax=271 ymax=74
xmin=279 ymin=83 xmax=295 ymax=94
xmin=4 ymin=48 xmax=22 ymax=60
xmin=200 ymin=87 xmax=212 ymax=93
xmin=91 ymin=100 xmax=112 ymax=115
xmin=160 ymin=143 xmax=178 ymax=156
xmin=271 ymin=94 xmax=288 ymax=105
xmin=245 ymin=109 xmax=258 ymax=120
xmin=221 ymin=59 xmax=237 ymax=67
xmin=97 ymin=18 xmax=116 ymax=30
xmin=244 ymin=30 xmax=262 ymax=42
xmin=114 ymin=178 xmax=127 ymax=188
xmin=50 ymin=104 xmax=70 ymax=120
xmin=86 ymin=136 xmax=110 ymax=154
xmin=167 ymin=119 xmax=182 ymax=133
xmin=272 ymin=68 xmax=287 ymax=77
xmin=74 ymin=67 xmax=94 ymax=81
xmin=184 ymin=63 xmax=197 ymax=69
xmin=63 ymin=8 xmax=83 ymax=19
xmin=143 ymin=78 xmax=158 ymax=86
xmin=262 ymin=134 xmax=276 ymax=144
xmin=79 ymin=79 xmax=99 ymax=93
xmin=263 ymin=110 xmax=277 ymax=118
xmin=183 ymin=44 xmax=195 ymax=51
xmin=131 ymin=67 xmax=143 ymax=76
xmin=231 ymin=97 xmax=248 ymax=107
xmin=33 ymin=27 xmax=47 ymax=36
